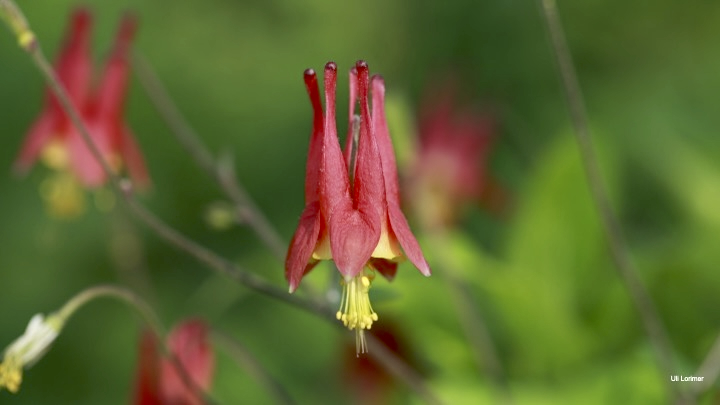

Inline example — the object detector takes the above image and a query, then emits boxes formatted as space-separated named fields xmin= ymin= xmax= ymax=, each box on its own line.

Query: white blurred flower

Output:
xmin=0 ymin=313 xmax=63 ymax=393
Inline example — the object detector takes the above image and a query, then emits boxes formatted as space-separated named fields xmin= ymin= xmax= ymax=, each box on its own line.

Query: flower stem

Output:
xmin=54 ymin=285 xmax=164 ymax=336
xmin=131 ymin=53 xmax=287 ymax=261
xmin=211 ymin=330 xmax=296 ymax=405
xmin=365 ymin=333 xmax=444 ymax=405
xmin=537 ymin=0 xmax=679 ymax=400
xmin=690 ymin=332 xmax=720 ymax=399
xmin=428 ymin=232 xmax=512 ymax=404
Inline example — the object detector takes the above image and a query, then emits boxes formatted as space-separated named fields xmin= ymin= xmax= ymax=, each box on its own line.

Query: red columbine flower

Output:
xmin=406 ymin=83 xmax=499 ymax=230
xmin=286 ymin=60 xmax=430 ymax=352
xmin=133 ymin=320 xmax=214 ymax=405
xmin=13 ymin=8 xmax=149 ymax=217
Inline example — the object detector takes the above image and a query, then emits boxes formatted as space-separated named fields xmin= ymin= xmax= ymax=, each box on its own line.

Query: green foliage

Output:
xmin=1 ymin=0 xmax=720 ymax=403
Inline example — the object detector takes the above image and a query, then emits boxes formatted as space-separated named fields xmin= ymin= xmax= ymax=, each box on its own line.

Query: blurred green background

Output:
xmin=1 ymin=0 xmax=720 ymax=403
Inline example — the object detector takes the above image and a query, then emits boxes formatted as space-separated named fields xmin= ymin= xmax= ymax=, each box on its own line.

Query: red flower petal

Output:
xmin=369 ymin=258 xmax=398 ymax=281
xmin=370 ymin=76 xmax=401 ymax=208
xmin=160 ymin=320 xmax=214 ymax=405
xmin=121 ymin=126 xmax=151 ymax=188
xmin=319 ymin=62 xmax=352 ymax=217
xmin=388 ymin=203 xmax=430 ymax=276
xmin=329 ymin=209 xmax=380 ymax=278
xmin=371 ymin=76 xmax=430 ymax=276
xmin=14 ymin=8 xmax=92 ymax=174
xmin=285 ymin=201 xmax=322 ymax=292
xmin=67 ymin=123 xmax=112 ymax=187
xmin=92 ymin=13 xmax=136 ymax=123
xmin=52 ymin=8 xmax=92 ymax=121
xmin=13 ymin=113 xmax=57 ymax=174
xmin=352 ymin=62 xmax=385 ymax=217
xmin=303 ymin=69 xmax=324 ymax=204
xmin=324 ymin=62 xmax=384 ymax=278
xmin=343 ymin=67 xmax=358 ymax=170
xmin=133 ymin=330 xmax=162 ymax=405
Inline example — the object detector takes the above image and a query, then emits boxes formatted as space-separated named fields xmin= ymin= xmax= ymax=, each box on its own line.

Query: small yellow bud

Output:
xmin=0 ymin=0 xmax=36 ymax=51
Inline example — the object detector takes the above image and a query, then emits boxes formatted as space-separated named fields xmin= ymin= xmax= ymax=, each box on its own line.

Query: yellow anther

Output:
xmin=336 ymin=270 xmax=379 ymax=354
xmin=0 ymin=313 xmax=61 ymax=393
xmin=40 ymin=139 xmax=69 ymax=170
xmin=0 ymin=356 xmax=22 ymax=393
xmin=39 ymin=172 xmax=86 ymax=218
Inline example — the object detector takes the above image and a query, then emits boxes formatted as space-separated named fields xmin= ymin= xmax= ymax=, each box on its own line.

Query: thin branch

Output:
xmin=365 ymin=333 xmax=444 ymax=405
xmin=445 ymin=273 xmax=511 ymax=400
xmin=212 ymin=330 xmax=296 ymax=405
xmin=537 ymin=0 xmax=679 ymax=400
xmin=56 ymin=284 xmax=164 ymax=336
xmin=0 ymin=3 xmax=441 ymax=402
xmin=131 ymin=53 xmax=287 ymax=261
xmin=428 ymin=233 xmax=511 ymax=404
xmin=690 ymin=332 xmax=720 ymax=397
xmin=121 ymin=188 xmax=330 ymax=317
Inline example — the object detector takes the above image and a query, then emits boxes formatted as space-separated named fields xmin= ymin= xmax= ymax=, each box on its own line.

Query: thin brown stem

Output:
xmin=56 ymin=284 xmax=164 ymax=338
xmin=365 ymin=333 xmax=444 ymax=405
xmin=0 ymin=3 xmax=441 ymax=401
xmin=537 ymin=0 xmax=679 ymax=401
xmin=212 ymin=330 xmax=296 ymax=405
xmin=690 ymin=332 xmax=720 ymax=398
xmin=428 ymin=233 xmax=511 ymax=404
xmin=121 ymin=189 xmax=329 ymax=315
xmin=445 ymin=274 xmax=511 ymax=400
xmin=131 ymin=53 xmax=287 ymax=261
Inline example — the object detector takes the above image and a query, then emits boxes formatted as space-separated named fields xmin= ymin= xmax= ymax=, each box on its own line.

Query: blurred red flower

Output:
xmin=13 ymin=8 xmax=148 ymax=217
xmin=406 ymin=82 xmax=502 ymax=230
xmin=133 ymin=319 xmax=214 ymax=405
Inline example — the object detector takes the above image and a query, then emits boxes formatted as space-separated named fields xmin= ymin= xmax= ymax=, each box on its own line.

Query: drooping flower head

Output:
xmin=285 ymin=61 xmax=430 ymax=352
xmin=13 ymin=8 xmax=149 ymax=218
xmin=406 ymin=82 xmax=501 ymax=230
xmin=133 ymin=319 xmax=214 ymax=405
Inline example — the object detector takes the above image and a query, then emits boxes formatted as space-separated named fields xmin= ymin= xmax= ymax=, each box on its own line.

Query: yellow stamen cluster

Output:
xmin=336 ymin=273 xmax=378 ymax=354
xmin=0 ymin=355 xmax=22 ymax=393
xmin=39 ymin=171 xmax=86 ymax=218
xmin=40 ymin=139 xmax=70 ymax=170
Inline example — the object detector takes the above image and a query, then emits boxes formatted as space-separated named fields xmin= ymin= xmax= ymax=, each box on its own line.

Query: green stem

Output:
xmin=55 ymin=285 xmax=163 ymax=336
xmin=537 ymin=0 xmax=679 ymax=401
xmin=131 ymin=53 xmax=287 ymax=261
xmin=212 ymin=330 xmax=296 ymax=405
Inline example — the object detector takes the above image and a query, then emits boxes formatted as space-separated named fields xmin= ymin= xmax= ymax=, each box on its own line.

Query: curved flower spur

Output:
xmin=285 ymin=60 xmax=430 ymax=353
